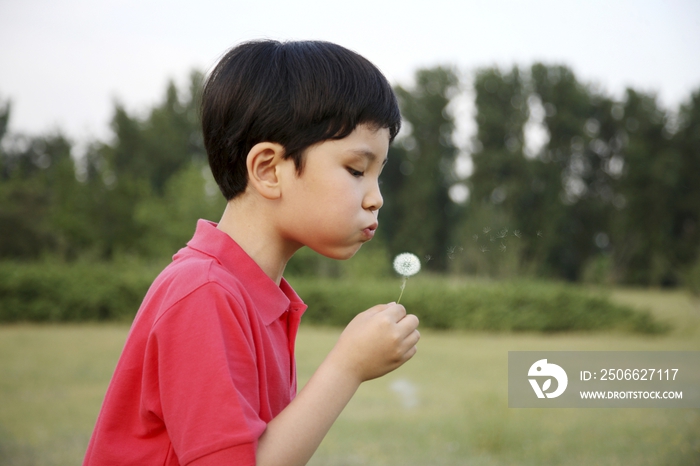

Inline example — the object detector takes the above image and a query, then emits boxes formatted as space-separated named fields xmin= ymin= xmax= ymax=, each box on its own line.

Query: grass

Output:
xmin=0 ymin=325 xmax=128 ymax=465
xmin=0 ymin=286 xmax=699 ymax=465
xmin=303 ymin=330 xmax=700 ymax=465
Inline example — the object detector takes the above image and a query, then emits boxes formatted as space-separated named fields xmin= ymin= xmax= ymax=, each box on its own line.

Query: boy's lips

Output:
xmin=362 ymin=222 xmax=378 ymax=240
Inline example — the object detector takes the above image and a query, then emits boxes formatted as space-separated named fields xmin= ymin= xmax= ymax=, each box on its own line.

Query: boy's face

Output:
xmin=277 ymin=124 xmax=390 ymax=260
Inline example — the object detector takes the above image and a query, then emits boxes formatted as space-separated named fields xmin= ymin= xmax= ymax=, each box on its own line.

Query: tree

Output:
xmin=672 ymin=89 xmax=700 ymax=276
xmin=0 ymin=98 xmax=9 ymax=149
xmin=463 ymin=66 xmax=532 ymax=276
xmin=0 ymin=125 xmax=82 ymax=259
xmin=83 ymin=71 xmax=207 ymax=259
xmin=604 ymin=88 xmax=700 ymax=286
xmin=528 ymin=64 xmax=621 ymax=280
xmin=380 ymin=67 xmax=460 ymax=271
xmin=106 ymin=71 xmax=205 ymax=195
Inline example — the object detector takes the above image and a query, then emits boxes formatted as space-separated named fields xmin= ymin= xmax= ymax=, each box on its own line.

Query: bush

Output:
xmin=581 ymin=254 xmax=615 ymax=285
xmin=0 ymin=260 xmax=158 ymax=322
xmin=0 ymin=261 xmax=668 ymax=333
xmin=683 ymin=258 xmax=700 ymax=297
xmin=289 ymin=277 xmax=669 ymax=334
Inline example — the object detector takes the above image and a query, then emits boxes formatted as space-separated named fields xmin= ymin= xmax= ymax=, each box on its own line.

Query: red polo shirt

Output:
xmin=84 ymin=220 xmax=307 ymax=465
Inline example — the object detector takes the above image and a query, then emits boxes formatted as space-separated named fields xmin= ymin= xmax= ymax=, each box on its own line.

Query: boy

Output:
xmin=84 ymin=40 xmax=420 ymax=466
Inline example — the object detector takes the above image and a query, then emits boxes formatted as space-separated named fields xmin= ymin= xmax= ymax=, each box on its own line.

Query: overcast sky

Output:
xmin=1 ymin=0 xmax=699 ymax=145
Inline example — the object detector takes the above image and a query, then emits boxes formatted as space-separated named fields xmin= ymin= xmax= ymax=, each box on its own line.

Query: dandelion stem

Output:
xmin=397 ymin=277 xmax=407 ymax=304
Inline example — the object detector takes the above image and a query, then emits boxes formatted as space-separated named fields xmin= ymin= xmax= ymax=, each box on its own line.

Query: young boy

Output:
xmin=83 ymin=40 xmax=420 ymax=466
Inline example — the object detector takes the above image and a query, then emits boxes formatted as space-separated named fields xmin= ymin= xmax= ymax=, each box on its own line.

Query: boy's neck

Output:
xmin=216 ymin=196 xmax=299 ymax=286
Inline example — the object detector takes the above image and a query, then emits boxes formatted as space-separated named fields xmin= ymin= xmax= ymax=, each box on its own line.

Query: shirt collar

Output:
xmin=185 ymin=220 xmax=307 ymax=325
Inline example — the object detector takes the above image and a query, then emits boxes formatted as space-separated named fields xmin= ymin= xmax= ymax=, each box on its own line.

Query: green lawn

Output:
xmin=1 ymin=287 xmax=698 ymax=465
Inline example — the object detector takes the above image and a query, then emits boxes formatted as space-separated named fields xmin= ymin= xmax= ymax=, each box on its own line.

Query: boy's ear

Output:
xmin=246 ymin=142 xmax=287 ymax=199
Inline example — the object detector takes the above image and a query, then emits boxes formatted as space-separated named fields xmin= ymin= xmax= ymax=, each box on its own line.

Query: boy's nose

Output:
xmin=363 ymin=182 xmax=383 ymax=212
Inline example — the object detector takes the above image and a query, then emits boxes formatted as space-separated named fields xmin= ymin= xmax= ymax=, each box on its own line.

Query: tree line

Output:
xmin=1 ymin=64 xmax=699 ymax=287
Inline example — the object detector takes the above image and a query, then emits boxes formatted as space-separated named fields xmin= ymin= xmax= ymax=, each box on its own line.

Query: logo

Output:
xmin=528 ymin=359 xmax=568 ymax=398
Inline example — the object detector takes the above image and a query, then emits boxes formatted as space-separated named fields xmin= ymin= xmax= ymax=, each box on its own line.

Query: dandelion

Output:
xmin=447 ymin=246 xmax=462 ymax=261
xmin=472 ymin=234 xmax=479 ymax=241
xmin=424 ymin=254 xmax=432 ymax=262
xmin=499 ymin=242 xmax=507 ymax=252
xmin=480 ymin=246 xmax=489 ymax=253
xmin=513 ymin=230 xmax=522 ymax=238
xmin=483 ymin=226 xmax=491 ymax=234
xmin=537 ymin=230 xmax=543 ymax=237
xmin=497 ymin=229 xmax=508 ymax=239
xmin=393 ymin=253 xmax=421 ymax=304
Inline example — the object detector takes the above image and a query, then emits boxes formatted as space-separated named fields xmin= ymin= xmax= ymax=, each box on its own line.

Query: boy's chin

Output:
xmin=316 ymin=244 xmax=363 ymax=261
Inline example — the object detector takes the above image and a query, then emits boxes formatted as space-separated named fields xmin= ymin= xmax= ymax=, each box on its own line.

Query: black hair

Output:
xmin=201 ymin=40 xmax=401 ymax=200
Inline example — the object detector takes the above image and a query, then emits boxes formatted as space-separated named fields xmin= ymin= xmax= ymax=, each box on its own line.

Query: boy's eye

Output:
xmin=347 ymin=168 xmax=364 ymax=177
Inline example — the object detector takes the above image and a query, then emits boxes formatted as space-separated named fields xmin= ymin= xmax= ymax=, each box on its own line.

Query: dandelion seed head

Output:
xmin=483 ymin=226 xmax=491 ymax=234
xmin=393 ymin=253 xmax=421 ymax=277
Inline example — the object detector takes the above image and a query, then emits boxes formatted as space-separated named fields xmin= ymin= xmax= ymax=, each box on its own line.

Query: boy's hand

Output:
xmin=329 ymin=303 xmax=420 ymax=383
xmin=257 ymin=303 xmax=418 ymax=466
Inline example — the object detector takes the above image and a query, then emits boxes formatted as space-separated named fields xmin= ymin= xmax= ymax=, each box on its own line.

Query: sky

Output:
xmin=1 ymin=0 xmax=699 ymax=146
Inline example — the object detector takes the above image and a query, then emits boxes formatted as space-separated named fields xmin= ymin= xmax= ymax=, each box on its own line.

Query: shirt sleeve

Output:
xmin=187 ymin=444 xmax=257 ymax=465
xmin=141 ymin=282 xmax=266 ymax=465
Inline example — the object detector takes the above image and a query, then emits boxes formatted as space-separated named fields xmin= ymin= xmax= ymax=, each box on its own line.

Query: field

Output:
xmin=0 ymin=287 xmax=698 ymax=465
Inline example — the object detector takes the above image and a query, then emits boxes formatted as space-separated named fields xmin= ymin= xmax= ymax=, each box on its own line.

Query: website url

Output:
xmin=580 ymin=391 xmax=682 ymax=400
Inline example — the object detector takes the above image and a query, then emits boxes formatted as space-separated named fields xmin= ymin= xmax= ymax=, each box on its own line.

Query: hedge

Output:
xmin=0 ymin=262 xmax=668 ymax=333
xmin=0 ymin=261 xmax=156 ymax=322
xmin=289 ymin=277 xmax=669 ymax=334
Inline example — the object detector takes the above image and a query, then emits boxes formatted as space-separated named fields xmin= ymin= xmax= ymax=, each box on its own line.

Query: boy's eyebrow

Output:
xmin=347 ymin=149 xmax=388 ymax=166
